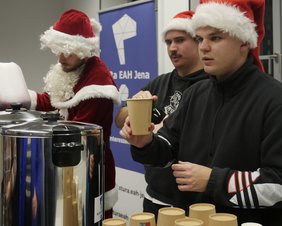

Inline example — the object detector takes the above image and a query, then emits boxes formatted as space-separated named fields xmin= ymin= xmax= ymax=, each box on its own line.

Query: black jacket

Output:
xmin=142 ymin=69 xmax=208 ymax=204
xmin=132 ymin=57 xmax=282 ymax=225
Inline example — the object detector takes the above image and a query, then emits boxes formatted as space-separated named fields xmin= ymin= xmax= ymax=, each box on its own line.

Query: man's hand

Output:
xmin=119 ymin=116 xmax=154 ymax=148
xmin=132 ymin=90 xmax=158 ymax=101
xmin=172 ymin=161 xmax=212 ymax=192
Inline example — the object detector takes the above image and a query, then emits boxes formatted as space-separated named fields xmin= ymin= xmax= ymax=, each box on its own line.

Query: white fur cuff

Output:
xmin=28 ymin=89 xmax=37 ymax=110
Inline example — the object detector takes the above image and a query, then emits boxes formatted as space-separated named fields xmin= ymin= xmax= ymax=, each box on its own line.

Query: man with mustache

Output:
xmin=115 ymin=11 xmax=206 ymax=217
xmin=120 ymin=0 xmax=282 ymax=225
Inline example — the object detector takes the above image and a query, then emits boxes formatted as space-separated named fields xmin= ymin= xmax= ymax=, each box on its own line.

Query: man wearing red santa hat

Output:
xmin=115 ymin=10 xmax=207 ymax=218
xmin=120 ymin=0 xmax=282 ymax=225
xmin=28 ymin=9 xmax=120 ymax=219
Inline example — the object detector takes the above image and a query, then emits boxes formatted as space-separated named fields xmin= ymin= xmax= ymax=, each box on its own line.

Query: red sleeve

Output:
xmin=36 ymin=92 xmax=55 ymax=112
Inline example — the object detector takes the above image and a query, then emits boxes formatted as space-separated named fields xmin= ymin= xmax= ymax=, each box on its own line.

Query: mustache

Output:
xmin=170 ymin=51 xmax=180 ymax=58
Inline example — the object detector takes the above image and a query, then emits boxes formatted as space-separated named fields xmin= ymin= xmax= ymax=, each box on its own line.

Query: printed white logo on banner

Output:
xmin=112 ymin=14 xmax=137 ymax=65
xmin=119 ymin=84 xmax=129 ymax=101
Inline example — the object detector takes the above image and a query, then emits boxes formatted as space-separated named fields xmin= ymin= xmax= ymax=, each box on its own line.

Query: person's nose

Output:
xmin=199 ymin=39 xmax=210 ymax=52
xmin=168 ymin=41 xmax=178 ymax=52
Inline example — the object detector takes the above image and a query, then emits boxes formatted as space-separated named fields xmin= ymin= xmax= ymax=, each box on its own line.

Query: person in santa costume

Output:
xmin=28 ymin=9 xmax=120 ymax=219
xmin=120 ymin=0 xmax=282 ymax=225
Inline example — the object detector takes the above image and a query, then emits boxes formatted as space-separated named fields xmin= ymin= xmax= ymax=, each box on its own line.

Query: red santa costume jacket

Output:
xmin=29 ymin=56 xmax=120 ymax=212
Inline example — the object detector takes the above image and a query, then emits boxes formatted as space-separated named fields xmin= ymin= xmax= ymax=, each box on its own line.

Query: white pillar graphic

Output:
xmin=112 ymin=14 xmax=137 ymax=65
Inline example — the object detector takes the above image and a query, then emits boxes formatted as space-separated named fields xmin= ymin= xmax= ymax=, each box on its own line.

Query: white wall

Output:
xmin=63 ymin=0 xmax=99 ymax=20
xmin=0 ymin=1 xmax=63 ymax=91
xmin=100 ymin=0 xmax=130 ymax=11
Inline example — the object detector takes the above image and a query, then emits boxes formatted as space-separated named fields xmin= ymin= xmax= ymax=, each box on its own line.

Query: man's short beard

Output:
xmin=62 ymin=58 xmax=87 ymax=72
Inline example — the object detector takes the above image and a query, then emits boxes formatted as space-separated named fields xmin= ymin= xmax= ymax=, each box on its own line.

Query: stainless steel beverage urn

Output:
xmin=1 ymin=112 xmax=104 ymax=226
xmin=0 ymin=103 xmax=43 ymax=226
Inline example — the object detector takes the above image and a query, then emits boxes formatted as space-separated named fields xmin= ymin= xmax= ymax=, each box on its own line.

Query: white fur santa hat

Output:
xmin=192 ymin=0 xmax=265 ymax=72
xmin=162 ymin=10 xmax=195 ymax=39
xmin=40 ymin=9 xmax=102 ymax=58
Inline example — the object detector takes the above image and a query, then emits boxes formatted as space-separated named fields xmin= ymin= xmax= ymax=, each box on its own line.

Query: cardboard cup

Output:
xmin=157 ymin=207 xmax=185 ymax=226
xmin=130 ymin=212 xmax=156 ymax=226
xmin=102 ymin=218 xmax=126 ymax=226
xmin=127 ymin=98 xmax=153 ymax=135
xmin=189 ymin=203 xmax=216 ymax=226
xmin=208 ymin=213 xmax=238 ymax=226
xmin=175 ymin=217 xmax=204 ymax=226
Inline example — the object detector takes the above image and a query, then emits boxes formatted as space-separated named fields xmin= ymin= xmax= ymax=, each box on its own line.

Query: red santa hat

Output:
xmin=192 ymin=0 xmax=265 ymax=72
xmin=163 ymin=10 xmax=195 ymax=39
xmin=40 ymin=9 xmax=102 ymax=58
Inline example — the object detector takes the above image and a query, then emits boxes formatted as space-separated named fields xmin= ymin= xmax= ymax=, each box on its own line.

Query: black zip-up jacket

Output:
xmin=131 ymin=57 xmax=282 ymax=226
xmin=141 ymin=69 xmax=208 ymax=205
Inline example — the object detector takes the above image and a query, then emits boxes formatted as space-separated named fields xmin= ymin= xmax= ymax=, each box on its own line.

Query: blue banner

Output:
xmin=99 ymin=1 xmax=158 ymax=173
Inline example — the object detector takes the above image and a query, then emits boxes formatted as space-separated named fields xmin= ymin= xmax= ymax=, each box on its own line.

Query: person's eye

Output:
xmin=211 ymin=36 xmax=222 ymax=41
xmin=165 ymin=40 xmax=171 ymax=46
xmin=175 ymin=38 xmax=185 ymax=44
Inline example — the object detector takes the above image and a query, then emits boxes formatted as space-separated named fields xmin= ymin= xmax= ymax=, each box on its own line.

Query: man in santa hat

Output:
xmin=120 ymin=0 xmax=282 ymax=225
xmin=29 ymin=9 xmax=120 ymax=219
xmin=115 ymin=10 xmax=207 ymax=218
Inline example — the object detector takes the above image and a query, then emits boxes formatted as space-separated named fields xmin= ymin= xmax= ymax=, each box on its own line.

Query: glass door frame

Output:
xmin=271 ymin=0 xmax=282 ymax=81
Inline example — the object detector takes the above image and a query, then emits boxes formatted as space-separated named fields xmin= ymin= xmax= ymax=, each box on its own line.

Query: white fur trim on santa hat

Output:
xmin=104 ymin=186 xmax=118 ymax=211
xmin=51 ymin=84 xmax=121 ymax=110
xmin=163 ymin=18 xmax=194 ymax=39
xmin=40 ymin=28 xmax=100 ymax=58
xmin=192 ymin=2 xmax=258 ymax=48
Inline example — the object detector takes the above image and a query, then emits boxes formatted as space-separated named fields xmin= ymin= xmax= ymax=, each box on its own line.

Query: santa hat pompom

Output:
xmin=90 ymin=18 xmax=102 ymax=34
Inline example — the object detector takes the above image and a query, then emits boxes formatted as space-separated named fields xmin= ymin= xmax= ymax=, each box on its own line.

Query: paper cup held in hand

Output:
xmin=127 ymin=98 xmax=153 ymax=135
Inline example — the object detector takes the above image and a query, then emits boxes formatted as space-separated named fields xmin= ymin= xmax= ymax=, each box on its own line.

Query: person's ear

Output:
xmin=240 ymin=42 xmax=250 ymax=51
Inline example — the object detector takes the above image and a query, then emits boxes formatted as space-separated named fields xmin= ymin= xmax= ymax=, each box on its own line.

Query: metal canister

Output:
xmin=0 ymin=103 xmax=43 ymax=225
xmin=1 ymin=112 xmax=104 ymax=226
